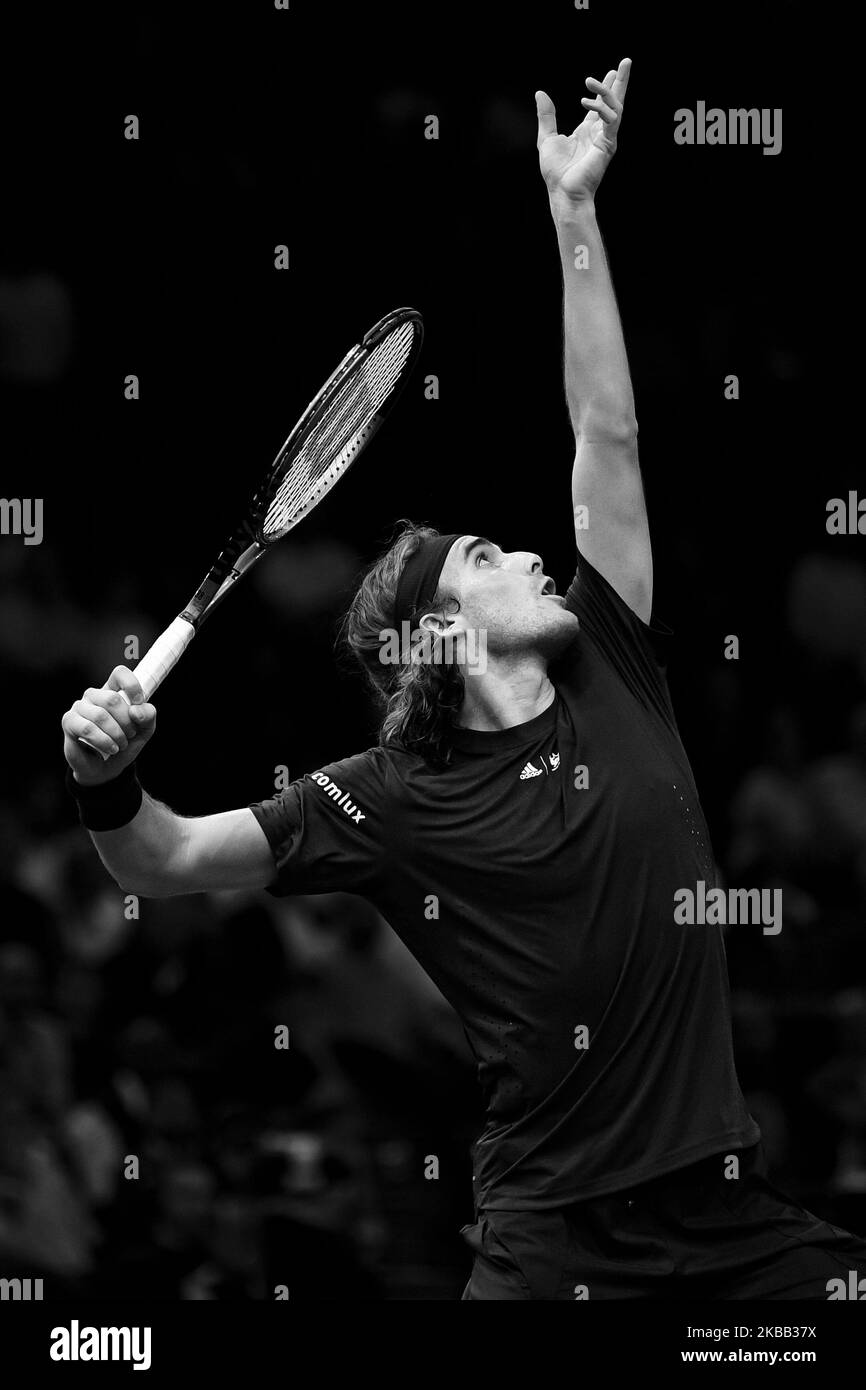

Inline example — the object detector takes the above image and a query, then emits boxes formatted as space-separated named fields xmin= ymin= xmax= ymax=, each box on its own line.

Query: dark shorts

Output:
xmin=460 ymin=1144 xmax=866 ymax=1300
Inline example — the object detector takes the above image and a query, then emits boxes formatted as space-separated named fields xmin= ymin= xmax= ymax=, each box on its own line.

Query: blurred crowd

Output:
xmin=0 ymin=860 xmax=479 ymax=1299
xmin=721 ymin=693 xmax=866 ymax=1221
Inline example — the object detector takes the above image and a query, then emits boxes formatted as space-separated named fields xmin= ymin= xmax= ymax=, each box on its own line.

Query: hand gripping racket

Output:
xmin=78 ymin=307 xmax=423 ymax=751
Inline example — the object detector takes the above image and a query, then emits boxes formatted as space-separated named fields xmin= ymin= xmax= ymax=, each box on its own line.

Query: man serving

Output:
xmin=63 ymin=59 xmax=866 ymax=1299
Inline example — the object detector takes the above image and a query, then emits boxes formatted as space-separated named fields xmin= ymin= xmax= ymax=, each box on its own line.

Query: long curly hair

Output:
xmin=340 ymin=521 xmax=465 ymax=767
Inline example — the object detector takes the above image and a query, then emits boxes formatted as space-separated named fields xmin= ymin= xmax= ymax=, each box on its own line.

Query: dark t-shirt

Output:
xmin=249 ymin=549 xmax=760 ymax=1210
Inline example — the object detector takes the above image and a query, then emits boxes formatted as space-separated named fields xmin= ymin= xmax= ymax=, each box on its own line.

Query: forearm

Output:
xmin=551 ymin=195 xmax=636 ymax=441
xmin=87 ymin=790 xmax=189 ymax=896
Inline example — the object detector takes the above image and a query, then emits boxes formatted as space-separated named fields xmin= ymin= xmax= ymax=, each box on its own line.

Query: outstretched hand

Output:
xmin=536 ymin=57 xmax=632 ymax=206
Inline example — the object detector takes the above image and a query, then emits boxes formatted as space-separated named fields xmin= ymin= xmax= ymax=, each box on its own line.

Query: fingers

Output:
xmin=612 ymin=56 xmax=632 ymax=101
xmin=128 ymin=701 xmax=157 ymax=737
xmin=104 ymin=666 xmax=157 ymax=737
xmin=62 ymin=696 xmax=157 ymax=769
xmin=582 ymin=77 xmax=622 ymax=126
xmin=65 ymin=683 xmax=157 ymax=752
xmin=62 ymin=671 xmax=157 ymax=775
xmin=63 ymin=704 xmax=125 ymax=758
xmin=580 ymin=58 xmax=631 ymax=127
xmin=86 ymin=686 xmax=146 ymax=741
xmin=107 ymin=665 xmax=146 ymax=704
xmin=75 ymin=697 xmax=134 ymax=753
xmin=535 ymin=90 xmax=557 ymax=147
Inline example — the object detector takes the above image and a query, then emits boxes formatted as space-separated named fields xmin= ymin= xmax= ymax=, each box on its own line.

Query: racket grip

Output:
xmin=129 ymin=616 xmax=196 ymax=701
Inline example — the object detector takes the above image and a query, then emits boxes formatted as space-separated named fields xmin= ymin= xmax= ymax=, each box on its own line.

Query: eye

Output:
xmin=475 ymin=550 xmax=491 ymax=566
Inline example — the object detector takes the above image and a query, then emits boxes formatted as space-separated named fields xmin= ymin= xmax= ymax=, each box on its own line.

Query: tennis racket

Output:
xmin=78 ymin=307 xmax=423 ymax=751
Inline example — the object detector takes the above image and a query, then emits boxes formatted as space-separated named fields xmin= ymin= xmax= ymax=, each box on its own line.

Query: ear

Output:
xmin=419 ymin=609 xmax=461 ymax=638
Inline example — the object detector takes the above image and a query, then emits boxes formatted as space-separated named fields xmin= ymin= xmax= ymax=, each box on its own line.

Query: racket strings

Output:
xmin=270 ymin=372 xmax=371 ymax=516
xmin=266 ymin=323 xmax=412 ymax=526
xmin=263 ymin=321 xmax=417 ymax=537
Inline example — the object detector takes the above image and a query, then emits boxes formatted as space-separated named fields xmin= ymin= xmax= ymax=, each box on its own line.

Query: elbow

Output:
xmin=113 ymin=872 xmax=177 ymax=900
xmin=617 ymin=413 xmax=639 ymax=444
xmin=574 ymin=402 xmax=638 ymax=446
xmin=108 ymin=840 xmax=190 ymax=900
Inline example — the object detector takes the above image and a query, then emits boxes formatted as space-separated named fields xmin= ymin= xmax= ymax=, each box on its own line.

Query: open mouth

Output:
xmin=540 ymin=578 xmax=558 ymax=597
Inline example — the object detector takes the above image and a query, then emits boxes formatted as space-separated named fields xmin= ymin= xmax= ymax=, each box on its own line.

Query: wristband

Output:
xmin=66 ymin=763 xmax=144 ymax=831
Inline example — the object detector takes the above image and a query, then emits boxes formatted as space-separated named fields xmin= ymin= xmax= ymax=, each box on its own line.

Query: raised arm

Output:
xmin=536 ymin=57 xmax=652 ymax=622
xmin=62 ymin=667 xmax=274 ymax=897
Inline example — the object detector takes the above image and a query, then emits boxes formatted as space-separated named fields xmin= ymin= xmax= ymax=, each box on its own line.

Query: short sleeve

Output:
xmin=248 ymin=746 xmax=386 ymax=897
xmin=563 ymin=545 xmax=677 ymax=730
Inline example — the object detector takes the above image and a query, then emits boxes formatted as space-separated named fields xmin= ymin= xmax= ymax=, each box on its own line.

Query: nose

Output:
xmin=503 ymin=551 xmax=543 ymax=575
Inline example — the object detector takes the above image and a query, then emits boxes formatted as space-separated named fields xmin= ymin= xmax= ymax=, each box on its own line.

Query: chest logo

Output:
xmin=517 ymin=750 xmax=558 ymax=783
xmin=519 ymin=748 xmax=561 ymax=781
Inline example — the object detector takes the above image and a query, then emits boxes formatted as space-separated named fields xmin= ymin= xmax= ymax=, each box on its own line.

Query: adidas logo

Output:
xmin=518 ymin=749 xmax=560 ymax=781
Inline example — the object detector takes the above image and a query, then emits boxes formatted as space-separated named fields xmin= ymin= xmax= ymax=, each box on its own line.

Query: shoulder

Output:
xmin=304 ymin=743 xmax=392 ymax=806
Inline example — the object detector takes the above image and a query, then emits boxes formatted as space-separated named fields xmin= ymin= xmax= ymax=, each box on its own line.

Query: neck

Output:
xmin=456 ymin=655 xmax=555 ymax=732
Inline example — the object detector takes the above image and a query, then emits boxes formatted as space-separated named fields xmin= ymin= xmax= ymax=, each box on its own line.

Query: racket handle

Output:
xmin=129 ymin=616 xmax=196 ymax=701
xmin=77 ymin=617 xmax=196 ymax=755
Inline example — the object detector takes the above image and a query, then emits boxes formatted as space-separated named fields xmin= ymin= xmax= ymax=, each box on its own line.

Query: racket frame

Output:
xmin=185 ymin=307 xmax=424 ymax=631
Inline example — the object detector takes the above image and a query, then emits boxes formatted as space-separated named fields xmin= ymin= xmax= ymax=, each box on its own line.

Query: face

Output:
xmin=427 ymin=534 xmax=579 ymax=660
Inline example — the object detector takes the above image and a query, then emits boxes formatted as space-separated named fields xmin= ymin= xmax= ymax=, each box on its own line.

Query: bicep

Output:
xmin=571 ymin=435 xmax=653 ymax=623
xmin=168 ymin=807 xmax=275 ymax=895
